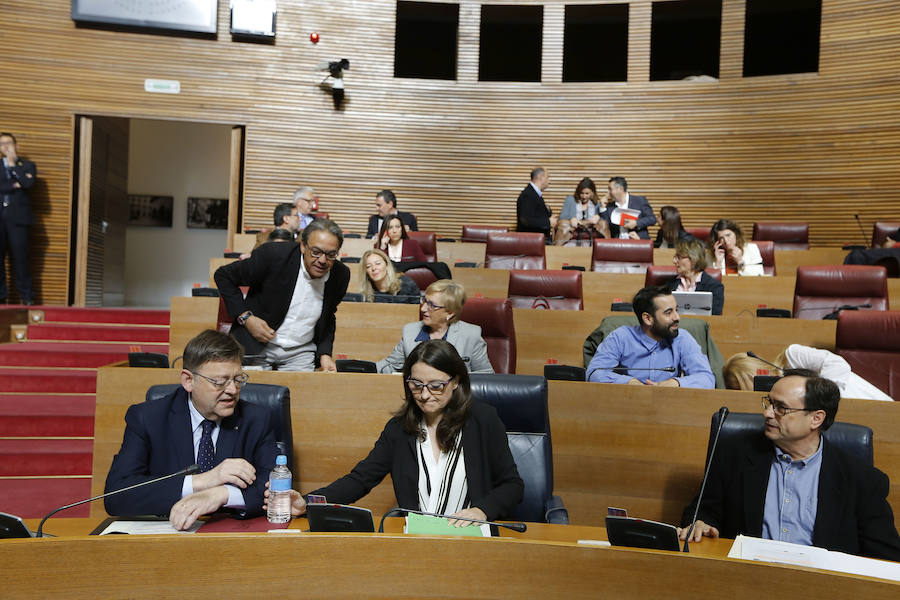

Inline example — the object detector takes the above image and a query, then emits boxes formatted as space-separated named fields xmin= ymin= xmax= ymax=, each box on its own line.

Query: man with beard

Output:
xmin=586 ymin=286 xmax=714 ymax=388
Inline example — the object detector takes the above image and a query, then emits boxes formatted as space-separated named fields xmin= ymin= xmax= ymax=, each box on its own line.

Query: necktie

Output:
xmin=197 ymin=420 xmax=216 ymax=473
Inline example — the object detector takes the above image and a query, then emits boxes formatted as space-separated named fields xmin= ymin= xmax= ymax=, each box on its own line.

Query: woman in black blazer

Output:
xmin=266 ymin=339 xmax=523 ymax=525
xmin=666 ymin=239 xmax=725 ymax=315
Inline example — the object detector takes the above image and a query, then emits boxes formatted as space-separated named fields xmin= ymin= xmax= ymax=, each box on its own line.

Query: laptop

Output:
xmin=672 ymin=291 xmax=713 ymax=316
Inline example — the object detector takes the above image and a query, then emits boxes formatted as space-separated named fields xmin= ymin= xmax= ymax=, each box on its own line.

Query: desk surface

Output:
xmin=7 ymin=518 xmax=897 ymax=599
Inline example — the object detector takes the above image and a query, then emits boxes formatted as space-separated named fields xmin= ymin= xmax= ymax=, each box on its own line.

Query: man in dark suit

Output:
xmin=604 ymin=176 xmax=656 ymax=240
xmin=104 ymin=330 xmax=278 ymax=530
xmin=0 ymin=132 xmax=35 ymax=304
xmin=679 ymin=373 xmax=900 ymax=562
xmin=516 ymin=167 xmax=557 ymax=240
xmin=366 ymin=189 xmax=418 ymax=238
xmin=215 ymin=218 xmax=350 ymax=372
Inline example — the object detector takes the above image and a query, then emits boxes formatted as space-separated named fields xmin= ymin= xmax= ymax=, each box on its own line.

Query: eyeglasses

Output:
xmin=762 ymin=395 xmax=809 ymax=417
xmin=308 ymin=246 xmax=339 ymax=261
xmin=421 ymin=299 xmax=445 ymax=311
xmin=193 ymin=371 xmax=250 ymax=390
xmin=406 ymin=378 xmax=452 ymax=394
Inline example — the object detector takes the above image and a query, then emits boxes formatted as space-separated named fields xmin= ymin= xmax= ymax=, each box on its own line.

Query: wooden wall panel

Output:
xmin=1 ymin=1 xmax=899 ymax=304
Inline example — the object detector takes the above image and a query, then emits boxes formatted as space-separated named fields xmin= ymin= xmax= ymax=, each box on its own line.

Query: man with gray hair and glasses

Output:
xmin=216 ymin=218 xmax=350 ymax=372
xmin=104 ymin=330 xmax=278 ymax=530
xmin=293 ymin=186 xmax=318 ymax=231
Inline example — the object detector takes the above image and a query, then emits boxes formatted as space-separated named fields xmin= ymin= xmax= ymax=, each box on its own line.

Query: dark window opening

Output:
xmin=650 ymin=0 xmax=722 ymax=81
xmin=563 ymin=4 xmax=629 ymax=82
xmin=743 ymin=0 xmax=821 ymax=77
xmin=394 ymin=1 xmax=459 ymax=80
xmin=479 ymin=5 xmax=543 ymax=82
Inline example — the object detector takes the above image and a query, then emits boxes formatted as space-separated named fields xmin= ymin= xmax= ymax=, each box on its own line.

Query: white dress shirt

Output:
xmin=270 ymin=257 xmax=329 ymax=349
xmin=181 ymin=396 xmax=245 ymax=507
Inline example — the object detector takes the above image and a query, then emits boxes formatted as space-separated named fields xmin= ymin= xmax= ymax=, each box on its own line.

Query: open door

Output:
xmin=227 ymin=126 xmax=245 ymax=251
xmin=72 ymin=116 xmax=129 ymax=306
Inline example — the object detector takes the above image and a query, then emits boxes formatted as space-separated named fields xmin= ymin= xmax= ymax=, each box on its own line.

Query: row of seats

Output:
xmin=148 ymin=373 xmax=568 ymax=524
xmin=457 ymin=233 xmax=780 ymax=275
xmin=449 ymin=221 xmax=900 ymax=250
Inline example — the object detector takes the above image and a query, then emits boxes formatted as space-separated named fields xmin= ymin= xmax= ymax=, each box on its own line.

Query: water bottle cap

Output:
xmin=275 ymin=455 xmax=287 ymax=465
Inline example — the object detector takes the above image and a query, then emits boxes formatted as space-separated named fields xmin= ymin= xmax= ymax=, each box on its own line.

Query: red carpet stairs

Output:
xmin=0 ymin=306 xmax=169 ymax=519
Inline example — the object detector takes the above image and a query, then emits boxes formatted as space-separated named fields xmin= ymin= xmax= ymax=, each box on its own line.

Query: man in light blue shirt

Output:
xmin=586 ymin=286 xmax=715 ymax=388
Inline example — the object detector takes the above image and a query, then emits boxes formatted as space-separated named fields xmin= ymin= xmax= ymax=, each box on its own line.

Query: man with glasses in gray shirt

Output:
xmin=678 ymin=372 xmax=900 ymax=562
xmin=216 ymin=218 xmax=351 ymax=372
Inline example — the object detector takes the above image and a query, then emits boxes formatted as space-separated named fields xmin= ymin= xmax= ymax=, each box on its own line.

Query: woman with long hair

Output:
xmin=375 ymin=214 xmax=426 ymax=262
xmin=265 ymin=339 xmax=524 ymax=525
xmin=554 ymin=177 xmax=611 ymax=244
xmin=708 ymin=219 xmax=764 ymax=276
xmin=359 ymin=249 xmax=420 ymax=303
xmin=654 ymin=205 xmax=695 ymax=248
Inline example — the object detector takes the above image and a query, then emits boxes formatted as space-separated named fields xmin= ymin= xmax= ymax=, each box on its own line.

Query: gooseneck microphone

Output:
xmin=683 ymin=407 xmax=729 ymax=553
xmin=36 ymin=464 xmax=201 ymax=537
xmin=853 ymin=214 xmax=869 ymax=246
xmin=746 ymin=351 xmax=783 ymax=373
xmin=377 ymin=507 xmax=527 ymax=534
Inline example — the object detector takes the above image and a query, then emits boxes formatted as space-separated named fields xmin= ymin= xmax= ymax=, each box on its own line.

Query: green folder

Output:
xmin=405 ymin=513 xmax=489 ymax=537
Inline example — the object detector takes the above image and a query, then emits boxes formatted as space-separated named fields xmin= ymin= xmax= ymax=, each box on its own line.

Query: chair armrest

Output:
xmin=544 ymin=495 xmax=569 ymax=525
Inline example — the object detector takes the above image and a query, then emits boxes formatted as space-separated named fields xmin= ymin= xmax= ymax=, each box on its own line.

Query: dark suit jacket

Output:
xmin=366 ymin=211 xmax=419 ymax=238
xmin=664 ymin=271 xmax=725 ymax=315
xmin=605 ymin=194 xmax=655 ymax=239
xmin=104 ymin=386 xmax=277 ymax=517
xmin=214 ymin=242 xmax=350 ymax=362
xmin=309 ymin=402 xmax=524 ymax=521
xmin=0 ymin=158 xmax=36 ymax=225
xmin=516 ymin=184 xmax=551 ymax=236
xmin=681 ymin=435 xmax=900 ymax=562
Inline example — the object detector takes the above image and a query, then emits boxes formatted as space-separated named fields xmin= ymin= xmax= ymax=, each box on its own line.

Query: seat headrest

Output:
xmin=795 ymin=265 xmax=887 ymax=296
xmin=591 ymin=238 xmax=654 ymax=262
xmin=836 ymin=310 xmax=900 ymax=351
xmin=470 ymin=373 xmax=548 ymax=432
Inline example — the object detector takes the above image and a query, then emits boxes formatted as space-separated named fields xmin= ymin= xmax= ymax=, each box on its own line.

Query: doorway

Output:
xmin=71 ymin=117 xmax=243 ymax=307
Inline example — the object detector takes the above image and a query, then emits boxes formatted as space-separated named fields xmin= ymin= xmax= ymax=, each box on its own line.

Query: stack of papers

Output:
xmin=728 ymin=535 xmax=900 ymax=582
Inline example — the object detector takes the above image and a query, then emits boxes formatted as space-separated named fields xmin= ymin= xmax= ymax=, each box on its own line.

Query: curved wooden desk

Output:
xmin=4 ymin=519 xmax=897 ymax=599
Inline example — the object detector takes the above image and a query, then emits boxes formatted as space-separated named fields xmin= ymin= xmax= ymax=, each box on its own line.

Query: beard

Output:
xmin=651 ymin=320 xmax=679 ymax=341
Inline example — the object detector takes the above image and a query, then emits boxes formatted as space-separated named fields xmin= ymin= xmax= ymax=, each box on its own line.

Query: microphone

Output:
xmin=683 ymin=406 xmax=729 ymax=553
xmin=376 ymin=507 xmax=527 ymax=534
xmin=796 ymin=303 xmax=872 ymax=320
xmin=587 ymin=365 xmax=676 ymax=380
xmin=853 ymin=214 xmax=869 ymax=247
xmin=745 ymin=351 xmax=783 ymax=373
xmin=36 ymin=464 xmax=201 ymax=537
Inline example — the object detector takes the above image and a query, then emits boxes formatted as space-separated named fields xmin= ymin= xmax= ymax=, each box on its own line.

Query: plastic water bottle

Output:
xmin=267 ymin=455 xmax=292 ymax=524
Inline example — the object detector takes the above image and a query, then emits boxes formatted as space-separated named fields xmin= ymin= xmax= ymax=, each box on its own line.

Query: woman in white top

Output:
xmin=708 ymin=219 xmax=764 ymax=276
xmin=723 ymin=345 xmax=893 ymax=401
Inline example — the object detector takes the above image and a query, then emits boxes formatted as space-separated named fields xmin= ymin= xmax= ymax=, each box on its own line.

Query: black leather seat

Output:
xmin=706 ymin=411 xmax=873 ymax=467
xmin=146 ymin=383 xmax=294 ymax=470
xmin=469 ymin=373 xmax=568 ymax=524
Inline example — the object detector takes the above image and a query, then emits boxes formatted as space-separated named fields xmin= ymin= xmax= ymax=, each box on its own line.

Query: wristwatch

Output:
xmin=237 ymin=311 xmax=253 ymax=325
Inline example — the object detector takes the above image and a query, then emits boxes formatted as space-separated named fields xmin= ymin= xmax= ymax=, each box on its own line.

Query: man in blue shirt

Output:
xmin=586 ymin=286 xmax=715 ymax=389
xmin=679 ymin=373 xmax=900 ymax=562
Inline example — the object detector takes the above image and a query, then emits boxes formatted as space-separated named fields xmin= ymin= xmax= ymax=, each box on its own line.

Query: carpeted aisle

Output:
xmin=0 ymin=306 xmax=169 ymax=519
